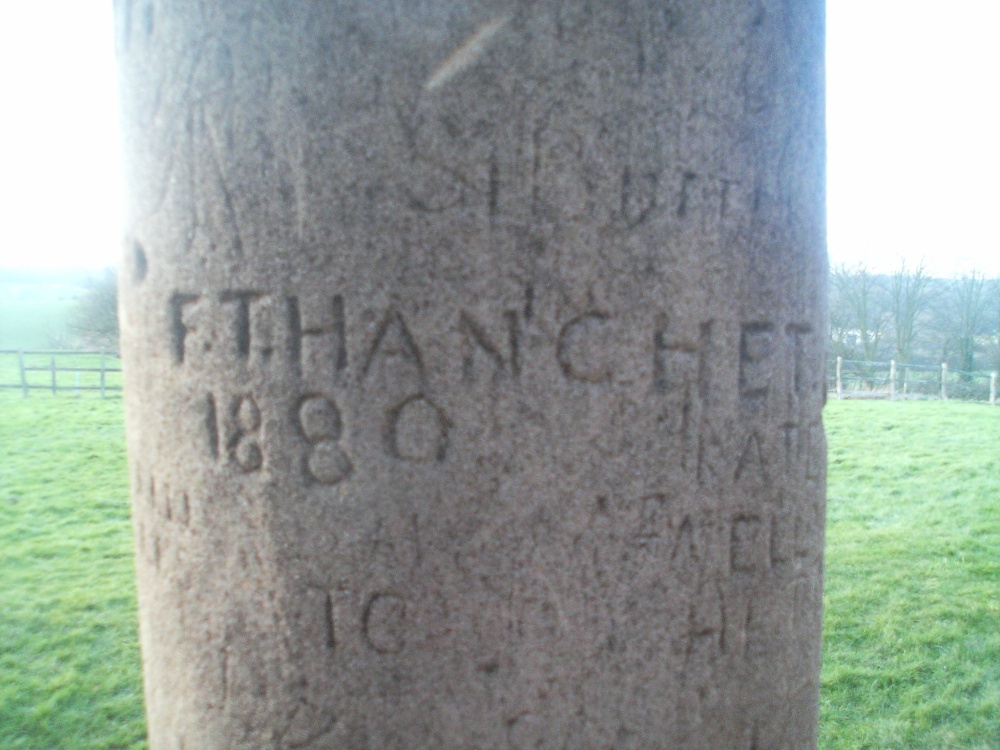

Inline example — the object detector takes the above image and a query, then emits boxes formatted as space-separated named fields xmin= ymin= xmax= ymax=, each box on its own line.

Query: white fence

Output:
xmin=3 ymin=349 xmax=997 ymax=405
xmin=0 ymin=350 xmax=122 ymax=398
xmin=830 ymin=356 xmax=998 ymax=404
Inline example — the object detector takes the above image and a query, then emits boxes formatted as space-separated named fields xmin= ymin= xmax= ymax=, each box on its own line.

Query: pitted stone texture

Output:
xmin=117 ymin=1 xmax=827 ymax=748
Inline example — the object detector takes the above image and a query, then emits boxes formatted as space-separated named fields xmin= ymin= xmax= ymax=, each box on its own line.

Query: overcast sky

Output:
xmin=0 ymin=2 xmax=997 ymax=277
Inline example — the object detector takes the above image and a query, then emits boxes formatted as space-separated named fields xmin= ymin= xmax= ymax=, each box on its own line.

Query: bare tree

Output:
xmin=888 ymin=260 xmax=931 ymax=392
xmin=831 ymin=263 xmax=889 ymax=360
xmin=942 ymin=271 xmax=988 ymax=377
xmin=72 ymin=268 xmax=119 ymax=348
xmin=889 ymin=260 xmax=931 ymax=363
xmin=989 ymin=277 xmax=1000 ymax=375
xmin=827 ymin=272 xmax=855 ymax=360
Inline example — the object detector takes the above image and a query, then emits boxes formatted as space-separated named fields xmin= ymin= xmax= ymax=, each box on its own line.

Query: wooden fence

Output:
xmin=830 ymin=356 xmax=998 ymax=405
xmin=0 ymin=350 xmax=122 ymax=398
xmin=2 ymin=349 xmax=997 ymax=405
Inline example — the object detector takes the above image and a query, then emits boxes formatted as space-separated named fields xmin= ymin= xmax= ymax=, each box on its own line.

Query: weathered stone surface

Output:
xmin=116 ymin=2 xmax=826 ymax=748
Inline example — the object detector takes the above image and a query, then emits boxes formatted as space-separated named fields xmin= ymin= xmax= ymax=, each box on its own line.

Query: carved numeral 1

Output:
xmin=204 ymin=392 xmax=264 ymax=472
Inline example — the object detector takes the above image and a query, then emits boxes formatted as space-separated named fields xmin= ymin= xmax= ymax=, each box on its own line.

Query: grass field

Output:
xmin=0 ymin=394 xmax=142 ymax=750
xmin=0 ymin=396 xmax=997 ymax=748
xmin=821 ymin=401 xmax=999 ymax=748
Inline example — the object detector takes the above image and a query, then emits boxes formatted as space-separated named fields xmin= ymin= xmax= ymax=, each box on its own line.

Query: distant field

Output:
xmin=0 ymin=299 xmax=75 ymax=350
xmin=0 ymin=397 xmax=997 ymax=748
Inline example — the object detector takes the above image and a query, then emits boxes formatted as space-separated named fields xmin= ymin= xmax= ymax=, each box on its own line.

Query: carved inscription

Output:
xmin=557 ymin=313 xmax=615 ymax=383
xmin=233 ymin=396 xmax=263 ymax=471
xmin=618 ymin=492 xmax=819 ymax=578
xmin=785 ymin=323 xmax=813 ymax=415
xmin=168 ymin=290 xmax=822 ymax=487
xmin=171 ymin=293 xmax=203 ymax=364
xmin=298 ymin=396 xmax=352 ymax=485
xmin=135 ymin=471 xmax=192 ymax=571
xmin=172 ymin=292 xmax=350 ymax=376
xmin=653 ymin=316 xmax=709 ymax=396
xmin=588 ymin=489 xmax=824 ymax=664
xmin=292 ymin=295 xmax=348 ymax=382
xmin=362 ymin=309 xmax=424 ymax=383
xmin=734 ymin=431 xmax=767 ymax=485
xmin=302 ymin=585 xmax=337 ymax=652
xmin=386 ymin=395 xmax=449 ymax=462
xmin=220 ymin=291 xmax=256 ymax=359
xmin=652 ymin=313 xmax=822 ymax=489
xmin=739 ymin=322 xmax=775 ymax=411
xmin=205 ymin=393 xmax=264 ymax=472
xmin=459 ymin=310 xmax=521 ymax=383
xmin=620 ymin=166 xmax=657 ymax=228
xmin=363 ymin=593 xmax=406 ymax=654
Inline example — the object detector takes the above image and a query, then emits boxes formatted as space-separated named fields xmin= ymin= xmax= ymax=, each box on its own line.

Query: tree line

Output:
xmin=69 ymin=262 xmax=1000 ymax=377
xmin=830 ymin=262 xmax=1000 ymax=375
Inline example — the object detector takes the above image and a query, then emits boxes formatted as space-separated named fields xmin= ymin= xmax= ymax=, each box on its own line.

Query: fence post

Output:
xmin=100 ymin=349 xmax=106 ymax=399
xmin=836 ymin=356 xmax=843 ymax=400
xmin=991 ymin=372 xmax=997 ymax=406
xmin=941 ymin=363 xmax=948 ymax=401
xmin=18 ymin=351 xmax=28 ymax=398
xmin=50 ymin=355 xmax=57 ymax=395
xmin=889 ymin=359 xmax=896 ymax=401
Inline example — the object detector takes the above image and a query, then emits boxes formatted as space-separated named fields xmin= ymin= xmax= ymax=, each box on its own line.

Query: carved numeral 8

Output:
xmin=298 ymin=395 xmax=353 ymax=485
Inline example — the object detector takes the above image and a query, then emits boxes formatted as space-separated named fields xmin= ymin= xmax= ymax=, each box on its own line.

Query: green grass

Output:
xmin=0 ymin=395 xmax=997 ymax=747
xmin=820 ymin=401 xmax=1000 ymax=749
xmin=0 ymin=394 xmax=144 ymax=750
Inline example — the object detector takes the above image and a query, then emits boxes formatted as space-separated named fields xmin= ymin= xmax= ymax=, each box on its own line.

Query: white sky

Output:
xmin=827 ymin=1 xmax=1000 ymax=277
xmin=0 ymin=2 xmax=997 ymax=277
xmin=0 ymin=2 xmax=121 ymax=272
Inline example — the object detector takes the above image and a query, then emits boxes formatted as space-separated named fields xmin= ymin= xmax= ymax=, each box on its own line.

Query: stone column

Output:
xmin=116 ymin=2 xmax=826 ymax=748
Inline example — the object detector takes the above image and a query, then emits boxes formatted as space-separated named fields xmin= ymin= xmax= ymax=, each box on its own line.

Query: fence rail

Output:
xmin=0 ymin=350 xmax=122 ymax=398
xmin=1 ymin=349 xmax=997 ymax=405
xmin=830 ymin=356 xmax=998 ymax=405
